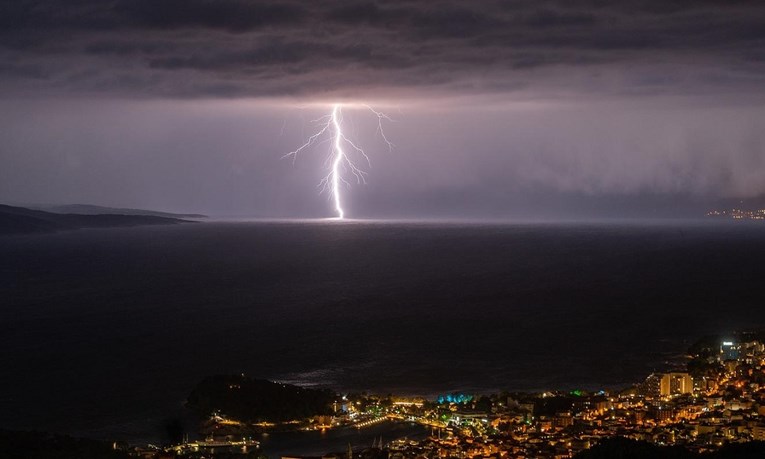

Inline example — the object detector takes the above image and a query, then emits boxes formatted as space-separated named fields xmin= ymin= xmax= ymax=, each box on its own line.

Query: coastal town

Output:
xmin=705 ymin=208 xmax=765 ymax=221
xmin=121 ymin=333 xmax=765 ymax=458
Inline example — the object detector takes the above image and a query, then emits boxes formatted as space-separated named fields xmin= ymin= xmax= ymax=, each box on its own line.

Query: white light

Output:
xmin=283 ymin=103 xmax=393 ymax=219
xmin=330 ymin=105 xmax=345 ymax=219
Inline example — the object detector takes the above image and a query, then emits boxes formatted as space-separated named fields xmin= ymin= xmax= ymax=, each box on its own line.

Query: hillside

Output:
xmin=187 ymin=375 xmax=336 ymax=422
xmin=0 ymin=204 xmax=190 ymax=235
xmin=34 ymin=204 xmax=207 ymax=219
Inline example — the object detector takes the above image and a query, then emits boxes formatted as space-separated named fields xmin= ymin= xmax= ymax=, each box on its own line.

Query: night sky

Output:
xmin=1 ymin=1 xmax=765 ymax=218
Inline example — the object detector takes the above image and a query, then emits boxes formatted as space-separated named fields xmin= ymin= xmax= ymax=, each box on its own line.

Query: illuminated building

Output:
xmin=641 ymin=373 xmax=693 ymax=397
xmin=661 ymin=373 xmax=693 ymax=396
xmin=721 ymin=341 xmax=739 ymax=361
xmin=753 ymin=425 xmax=765 ymax=441
xmin=552 ymin=412 xmax=573 ymax=428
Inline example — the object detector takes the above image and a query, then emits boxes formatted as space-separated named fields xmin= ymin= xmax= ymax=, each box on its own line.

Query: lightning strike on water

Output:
xmin=283 ymin=103 xmax=394 ymax=219
xmin=330 ymin=105 xmax=345 ymax=219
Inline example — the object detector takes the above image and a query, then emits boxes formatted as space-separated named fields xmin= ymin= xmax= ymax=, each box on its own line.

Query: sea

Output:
xmin=1 ymin=219 xmax=764 ymax=456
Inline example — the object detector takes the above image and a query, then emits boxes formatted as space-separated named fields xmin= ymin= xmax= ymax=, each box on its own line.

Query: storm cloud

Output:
xmin=1 ymin=0 xmax=765 ymax=99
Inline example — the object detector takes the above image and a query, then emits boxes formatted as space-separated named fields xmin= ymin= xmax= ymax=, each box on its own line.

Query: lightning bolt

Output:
xmin=282 ymin=103 xmax=393 ymax=219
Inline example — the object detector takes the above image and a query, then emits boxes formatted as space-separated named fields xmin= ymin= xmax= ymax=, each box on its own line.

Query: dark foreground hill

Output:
xmin=574 ymin=438 xmax=765 ymax=459
xmin=187 ymin=375 xmax=336 ymax=422
xmin=0 ymin=430 xmax=129 ymax=459
xmin=0 ymin=204 xmax=190 ymax=235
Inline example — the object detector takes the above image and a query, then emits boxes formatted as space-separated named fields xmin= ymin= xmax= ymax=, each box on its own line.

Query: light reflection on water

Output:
xmin=258 ymin=421 xmax=428 ymax=458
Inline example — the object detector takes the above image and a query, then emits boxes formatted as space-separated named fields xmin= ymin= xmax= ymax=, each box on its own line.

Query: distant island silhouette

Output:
xmin=32 ymin=204 xmax=207 ymax=219
xmin=0 ymin=204 xmax=199 ymax=235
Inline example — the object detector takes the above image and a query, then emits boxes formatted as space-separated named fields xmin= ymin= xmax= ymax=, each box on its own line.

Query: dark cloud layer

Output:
xmin=2 ymin=0 xmax=765 ymax=99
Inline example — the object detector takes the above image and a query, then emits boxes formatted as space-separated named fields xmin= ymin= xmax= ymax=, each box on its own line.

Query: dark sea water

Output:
xmin=2 ymin=220 xmax=765 ymax=451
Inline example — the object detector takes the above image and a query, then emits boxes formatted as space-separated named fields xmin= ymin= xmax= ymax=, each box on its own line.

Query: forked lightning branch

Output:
xmin=282 ymin=104 xmax=393 ymax=219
